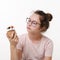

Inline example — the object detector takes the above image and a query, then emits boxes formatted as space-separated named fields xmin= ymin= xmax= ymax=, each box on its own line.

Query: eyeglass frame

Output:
xmin=26 ymin=17 xmax=41 ymax=27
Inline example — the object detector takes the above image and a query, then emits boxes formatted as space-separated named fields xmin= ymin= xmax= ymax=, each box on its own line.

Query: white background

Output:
xmin=0 ymin=0 xmax=60 ymax=60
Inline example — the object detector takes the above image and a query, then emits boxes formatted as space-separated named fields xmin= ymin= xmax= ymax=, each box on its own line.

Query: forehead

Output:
xmin=29 ymin=13 xmax=40 ymax=21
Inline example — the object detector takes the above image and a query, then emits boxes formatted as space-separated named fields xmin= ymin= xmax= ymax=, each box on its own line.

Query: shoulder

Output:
xmin=43 ymin=35 xmax=53 ymax=43
xmin=42 ymin=35 xmax=53 ymax=47
xmin=43 ymin=36 xmax=54 ymax=56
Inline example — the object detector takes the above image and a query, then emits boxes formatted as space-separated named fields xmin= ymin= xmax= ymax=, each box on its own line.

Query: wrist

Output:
xmin=10 ymin=44 xmax=16 ymax=48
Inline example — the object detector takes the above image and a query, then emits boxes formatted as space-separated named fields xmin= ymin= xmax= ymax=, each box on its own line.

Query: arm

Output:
xmin=44 ymin=40 xmax=53 ymax=60
xmin=17 ymin=49 xmax=22 ymax=60
xmin=44 ymin=56 xmax=52 ymax=60
xmin=6 ymin=26 xmax=22 ymax=60
xmin=10 ymin=45 xmax=22 ymax=60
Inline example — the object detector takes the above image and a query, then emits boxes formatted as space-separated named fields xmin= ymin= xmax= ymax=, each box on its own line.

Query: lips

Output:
xmin=27 ymin=27 xmax=31 ymax=29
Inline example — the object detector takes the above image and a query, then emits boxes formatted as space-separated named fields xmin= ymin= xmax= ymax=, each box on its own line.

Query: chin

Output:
xmin=27 ymin=29 xmax=31 ymax=33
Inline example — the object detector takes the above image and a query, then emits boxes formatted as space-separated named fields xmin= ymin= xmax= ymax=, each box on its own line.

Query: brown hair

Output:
xmin=34 ymin=10 xmax=53 ymax=32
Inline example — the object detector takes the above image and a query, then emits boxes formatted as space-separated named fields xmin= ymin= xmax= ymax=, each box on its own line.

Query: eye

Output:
xmin=32 ymin=21 xmax=37 ymax=25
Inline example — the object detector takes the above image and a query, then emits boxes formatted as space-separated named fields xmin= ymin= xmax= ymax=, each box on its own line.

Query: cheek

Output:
xmin=31 ymin=27 xmax=40 ymax=32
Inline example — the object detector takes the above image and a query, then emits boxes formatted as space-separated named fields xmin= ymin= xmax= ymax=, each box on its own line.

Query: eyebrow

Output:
xmin=27 ymin=17 xmax=40 ymax=23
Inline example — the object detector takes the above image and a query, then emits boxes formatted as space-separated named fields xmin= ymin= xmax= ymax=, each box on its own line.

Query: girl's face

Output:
xmin=26 ymin=13 xmax=41 ymax=34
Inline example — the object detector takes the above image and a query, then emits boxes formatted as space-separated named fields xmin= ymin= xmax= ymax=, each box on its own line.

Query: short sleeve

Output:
xmin=45 ymin=40 xmax=53 ymax=57
xmin=16 ymin=34 xmax=25 ymax=51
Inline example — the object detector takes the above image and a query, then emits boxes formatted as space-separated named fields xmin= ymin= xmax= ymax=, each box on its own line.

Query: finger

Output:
xmin=7 ymin=25 xmax=15 ymax=38
xmin=15 ymin=38 xmax=19 ymax=43
xmin=6 ymin=30 xmax=16 ymax=39
xmin=11 ymin=36 xmax=19 ymax=44
xmin=11 ymin=33 xmax=18 ymax=42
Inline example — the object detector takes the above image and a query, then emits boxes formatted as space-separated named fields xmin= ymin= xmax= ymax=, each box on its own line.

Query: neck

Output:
xmin=28 ymin=32 xmax=42 ymax=41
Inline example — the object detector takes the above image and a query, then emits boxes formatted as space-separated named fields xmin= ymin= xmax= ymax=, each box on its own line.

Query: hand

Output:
xmin=6 ymin=26 xmax=19 ymax=47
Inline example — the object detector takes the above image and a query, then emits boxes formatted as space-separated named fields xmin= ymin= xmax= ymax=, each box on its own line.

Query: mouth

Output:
xmin=27 ymin=27 xmax=31 ymax=30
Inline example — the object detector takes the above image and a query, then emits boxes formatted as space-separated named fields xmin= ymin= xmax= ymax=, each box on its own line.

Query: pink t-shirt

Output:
xmin=16 ymin=33 xmax=53 ymax=60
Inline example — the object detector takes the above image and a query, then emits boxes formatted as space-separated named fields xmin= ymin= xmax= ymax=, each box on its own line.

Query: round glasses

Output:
xmin=26 ymin=18 xmax=41 ymax=27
